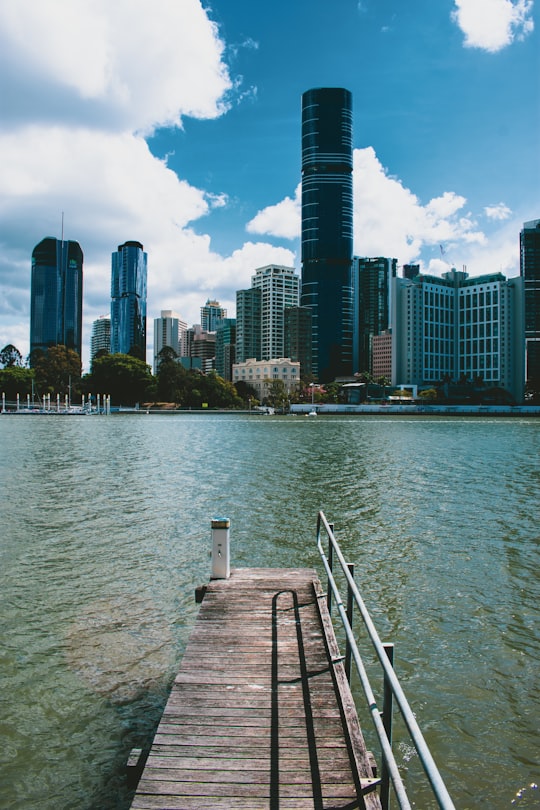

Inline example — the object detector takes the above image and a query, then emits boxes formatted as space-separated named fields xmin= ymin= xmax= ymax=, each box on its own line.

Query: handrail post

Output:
xmin=381 ymin=642 xmax=395 ymax=810
xmin=345 ymin=563 xmax=355 ymax=682
xmin=327 ymin=522 xmax=334 ymax=614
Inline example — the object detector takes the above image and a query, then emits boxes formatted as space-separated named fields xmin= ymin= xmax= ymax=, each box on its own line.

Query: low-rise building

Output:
xmin=232 ymin=358 xmax=300 ymax=401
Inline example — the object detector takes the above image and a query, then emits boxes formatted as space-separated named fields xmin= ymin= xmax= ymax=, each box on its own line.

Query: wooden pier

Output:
xmin=131 ymin=567 xmax=381 ymax=809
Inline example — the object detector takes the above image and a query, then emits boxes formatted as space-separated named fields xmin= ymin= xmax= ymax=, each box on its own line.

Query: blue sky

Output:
xmin=0 ymin=0 xmax=538 ymax=369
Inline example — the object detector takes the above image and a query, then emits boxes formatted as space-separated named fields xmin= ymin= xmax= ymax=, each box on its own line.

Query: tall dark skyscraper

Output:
xmin=301 ymin=87 xmax=353 ymax=382
xmin=30 ymin=237 xmax=83 ymax=361
xmin=110 ymin=240 xmax=147 ymax=357
xmin=520 ymin=219 xmax=540 ymax=387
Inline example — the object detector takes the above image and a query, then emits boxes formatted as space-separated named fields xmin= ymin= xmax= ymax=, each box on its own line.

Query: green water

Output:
xmin=0 ymin=414 xmax=538 ymax=808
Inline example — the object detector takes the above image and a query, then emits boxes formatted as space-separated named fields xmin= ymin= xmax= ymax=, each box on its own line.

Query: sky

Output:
xmin=0 ymin=0 xmax=538 ymax=370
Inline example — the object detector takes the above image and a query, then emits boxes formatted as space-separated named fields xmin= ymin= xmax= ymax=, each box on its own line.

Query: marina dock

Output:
xmin=130 ymin=567 xmax=381 ymax=809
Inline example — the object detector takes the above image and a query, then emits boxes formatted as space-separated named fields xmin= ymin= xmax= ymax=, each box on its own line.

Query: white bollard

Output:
xmin=210 ymin=518 xmax=230 ymax=579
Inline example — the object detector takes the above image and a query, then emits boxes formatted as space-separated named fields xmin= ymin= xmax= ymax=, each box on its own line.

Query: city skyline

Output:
xmin=0 ymin=0 xmax=538 ymax=370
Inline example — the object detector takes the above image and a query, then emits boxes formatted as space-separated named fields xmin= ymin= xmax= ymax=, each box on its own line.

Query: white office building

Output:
xmin=391 ymin=269 xmax=524 ymax=401
xmin=153 ymin=310 xmax=187 ymax=373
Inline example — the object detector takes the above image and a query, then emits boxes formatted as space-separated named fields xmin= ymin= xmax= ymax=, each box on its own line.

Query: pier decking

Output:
xmin=131 ymin=567 xmax=381 ymax=809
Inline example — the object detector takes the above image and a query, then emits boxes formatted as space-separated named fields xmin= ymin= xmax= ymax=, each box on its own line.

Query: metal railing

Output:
xmin=316 ymin=510 xmax=455 ymax=810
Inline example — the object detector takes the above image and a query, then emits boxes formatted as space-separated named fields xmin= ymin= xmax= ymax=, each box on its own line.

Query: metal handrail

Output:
xmin=316 ymin=510 xmax=455 ymax=810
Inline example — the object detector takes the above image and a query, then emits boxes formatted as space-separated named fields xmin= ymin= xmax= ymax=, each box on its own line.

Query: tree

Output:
xmin=84 ymin=353 xmax=155 ymax=405
xmin=265 ymin=379 xmax=289 ymax=409
xmin=0 ymin=344 xmax=23 ymax=368
xmin=190 ymin=371 xmax=243 ymax=409
xmin=0 ymin=366 xmax=34 ymax=399
xmin=234 ymin=380 xmax=259 ymax=406
xmin=155 ymin=348 xmax=188 ymax=404
xmin=419 ymin=388 xmax=438 ymax=401
xmin=31 ymin=345 xmax=82 ymax=396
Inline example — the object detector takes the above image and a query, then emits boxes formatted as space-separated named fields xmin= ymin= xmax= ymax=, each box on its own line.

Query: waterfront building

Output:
xmin=90 ymin=316 xmax=111 ymax=364
xmin=215 ymin=318 xmax=236 ymax=380
xmin=391 ymin=269 xmax=524 ymax=402
xmin=200 ymin=299 xmax=226 ymax=332
xmin=284 ymin=305 xmax=312 ymax=378
xmin=232 ymin=357 xmax=300 ymax=401
xmin=30 ymin=237 xmax=83 ymax=361
xmin=520 ymin=219 xmax=540 ymax=388
xmin=301 ymin=87 xmax=353 ymax=382
xmin=110 ymin=241 xmax=147 ymax=357
xmin=153 ymin=310 xmax=187 ymax=373
xmin=352 ymin=257 xmax=397 ymax=374
xmin=236 ymin=287 xmax=262 ymax=363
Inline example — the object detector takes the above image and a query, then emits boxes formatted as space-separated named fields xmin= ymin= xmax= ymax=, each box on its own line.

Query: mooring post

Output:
xmin=210 ymin=517 xmax=230 ymax=579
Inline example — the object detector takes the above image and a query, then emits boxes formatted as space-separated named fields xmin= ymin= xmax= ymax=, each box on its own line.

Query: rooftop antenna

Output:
xmin=61 ymin=211 xmax=65 ymax=245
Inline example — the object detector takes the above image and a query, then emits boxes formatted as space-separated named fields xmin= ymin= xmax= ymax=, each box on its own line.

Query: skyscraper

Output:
xmin=153 ymin=309 xmax=187 ymax=373
xmin=235 ymin=287 xmax=261 ymax=363
xmin=251 ymin=265 xmax=300 ymax=360
xmin=352 ymin=257 xmax=397 ymax=375
xmin=90 ymin=315 xmax=111 ymax=364
xmin=520 ymin=219 xmax=540 ymax=388
xmin=30 ymin=237 xmax=83 ymax=361
xmin=200 ymin=299 xmax=226 ymax=332
xmin=284 ymin=305 xmax=312 ymax=378
xmin=301 ymin=87 xmax=353 ymax=382
xmin=215 ymin=318 xmax=236 ymax=380
xmin=110 ymin=241 xmax=147 ymax=357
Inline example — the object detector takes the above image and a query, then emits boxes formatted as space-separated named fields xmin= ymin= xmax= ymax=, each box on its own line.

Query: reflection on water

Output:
xmin=1 ymin=414 xmax=539 ymax=809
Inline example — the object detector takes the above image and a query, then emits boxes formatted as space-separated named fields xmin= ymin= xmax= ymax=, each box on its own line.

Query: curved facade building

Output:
xmin=301 ymin=87 xmax=353 ymax=382
xmin=110 ymin=241 xmax=147 ymax=357
xmin=30 ymin=237 xmax=83 ymax=361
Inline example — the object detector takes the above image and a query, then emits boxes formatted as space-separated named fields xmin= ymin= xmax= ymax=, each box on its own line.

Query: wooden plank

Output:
xmin=131 ymin=568 xmax=381 ymax=809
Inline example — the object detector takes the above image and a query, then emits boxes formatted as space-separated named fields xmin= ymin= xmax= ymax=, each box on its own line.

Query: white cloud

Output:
xmin=246 ymin=185 xmax=301 ymax=239
xmin=247 ymin=147 xmax=487 ymax=266
xmin=0 ymin=0 xmax=233 ymax=134
xmin=451 ymin=0 xmax=534 ymax=52
xmin=484 ymin=202 xmax=513 ymax=220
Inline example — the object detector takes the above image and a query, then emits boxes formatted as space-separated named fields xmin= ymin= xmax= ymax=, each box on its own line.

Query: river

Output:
xmin=1 ymin=413 xmax=539 ymax=809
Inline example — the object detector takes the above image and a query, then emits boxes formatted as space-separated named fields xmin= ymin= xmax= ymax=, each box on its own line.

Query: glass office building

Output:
xmin=110 ymin=241 xmax=147 ymax=357
xmin=520 ymin=219 xmax=540 ymax=387
xmin=301 ymin=87 xmax=353 ymax=382
xmin=352 ymin=257 xmax=397 ymax=375
xmin=30 ymin=237 xmax=83 ymax=360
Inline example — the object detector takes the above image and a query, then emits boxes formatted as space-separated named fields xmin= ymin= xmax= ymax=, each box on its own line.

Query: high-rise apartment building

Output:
xmin=30 ymin=237 xmax=83 ymax=361
xmin=301 ymin=87 xmax=353 ymax=382
xmin=215 ymin=318 xmax=236 ymax=380
xmin=90 ymin=315 xmax=111 ymax=364
xmin=110 ymin=241 xmax=147 ymax=357
xmin=520 ymin=219 xmax=540 ymax=387
xmin=186 ymin=324 xmax=216 ymax=372
xmin=251 ymin=265 xmax=299 ymax=361
xmin=236 ymin=287 xmax=262 ymax=363
xmin=392 ymin=269 xmax=524 ymax=402
xmin=153 ymin=309 xmax=187 ymax=373
xmin=352 ymin=257 xmax=397 ymax=374
xmin=200 ymin=299 xmax=226 ymax=332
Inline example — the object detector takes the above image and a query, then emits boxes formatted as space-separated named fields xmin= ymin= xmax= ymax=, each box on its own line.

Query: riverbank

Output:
xmin=290 ymin=403 xmax=540 ymax=416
